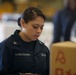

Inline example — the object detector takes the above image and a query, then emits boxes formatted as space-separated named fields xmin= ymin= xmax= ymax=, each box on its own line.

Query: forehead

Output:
xmin=28 ymin=16 xmax=45 ymax=25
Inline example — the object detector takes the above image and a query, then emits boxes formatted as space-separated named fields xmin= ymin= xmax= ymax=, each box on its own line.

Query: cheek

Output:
xmin=27 ymin=27 xmax=35 ymax=34
xmin=30 ymin=28 xmax=33 ymax=31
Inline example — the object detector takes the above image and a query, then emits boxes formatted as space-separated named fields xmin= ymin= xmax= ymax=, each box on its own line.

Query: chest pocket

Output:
xmin=11 ymin=52 xmax=35 ymax=72
xmin=14 ymin=52 xmax=33 ymax=62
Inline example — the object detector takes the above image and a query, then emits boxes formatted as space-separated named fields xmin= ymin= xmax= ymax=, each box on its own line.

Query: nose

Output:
xmin=37 ymin=28 xmax=42 ymax=33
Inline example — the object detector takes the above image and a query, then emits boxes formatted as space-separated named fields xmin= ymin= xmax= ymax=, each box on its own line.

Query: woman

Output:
xmin=0 ymin=7 xmax=49 ymax=75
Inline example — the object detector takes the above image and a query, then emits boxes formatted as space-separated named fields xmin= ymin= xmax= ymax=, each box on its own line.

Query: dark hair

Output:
xmin=18 ymin=7 xmax=46 ymax=27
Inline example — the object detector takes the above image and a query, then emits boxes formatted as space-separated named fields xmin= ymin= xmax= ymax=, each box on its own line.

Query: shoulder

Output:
xmin=38 ymin=40 xmax=49 ymax=51
xmin=38 ymin=40 xmax=44 ymax=45
xmin=53 ymin=8 xmax=68 ymax=21
xmin=0 ymin=35 xmax=15 ymax=47
xmin=54 ymin=8 xmax=66 ymax=17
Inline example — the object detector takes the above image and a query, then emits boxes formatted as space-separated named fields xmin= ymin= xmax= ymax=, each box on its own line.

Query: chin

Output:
xmin=32 ymin=38 xmax=38 ymax=41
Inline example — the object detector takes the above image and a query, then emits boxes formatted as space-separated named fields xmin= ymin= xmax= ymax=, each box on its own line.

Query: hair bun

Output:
xmin=17 ymin=17 xmax=21 ymax=27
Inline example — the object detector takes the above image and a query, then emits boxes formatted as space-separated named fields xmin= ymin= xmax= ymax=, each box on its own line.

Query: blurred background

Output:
xmin=0 ymin=0 xmax=64 ymax=48
xmin=0 ymin=0 xmax=64 ymax=20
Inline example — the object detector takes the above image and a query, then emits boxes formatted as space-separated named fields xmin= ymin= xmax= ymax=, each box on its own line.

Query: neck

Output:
xmin=19 ymin=32 xmax=32 ymax=42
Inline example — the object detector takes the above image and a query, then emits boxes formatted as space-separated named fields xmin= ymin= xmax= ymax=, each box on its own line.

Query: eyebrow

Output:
xmin=33 ymin=24 xmax=44 ymax=26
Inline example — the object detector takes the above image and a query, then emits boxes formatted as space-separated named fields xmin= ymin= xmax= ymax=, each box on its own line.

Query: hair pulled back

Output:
xmin=17 ymin=7 xmax=45 ymax=27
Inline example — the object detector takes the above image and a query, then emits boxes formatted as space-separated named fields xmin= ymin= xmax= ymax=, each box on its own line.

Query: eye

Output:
xmin=41 ymin=27 xmax=43 ymax=30
xmin=33 ymin=26 xmax=38 ymax=29
xmin=40 ymin=26 xmax=44 ymax=30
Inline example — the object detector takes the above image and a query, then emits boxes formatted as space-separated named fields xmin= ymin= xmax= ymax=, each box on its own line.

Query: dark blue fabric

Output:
xmin=52 ymin=8 xmax=76 ymax=43
xmin=0 ymin=30 xmax=49 ymax=75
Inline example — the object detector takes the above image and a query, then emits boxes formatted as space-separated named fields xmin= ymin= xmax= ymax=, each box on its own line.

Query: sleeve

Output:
xmin=0 ymin=43 xmax=20 ymax=75
xmin=0 ymin=43 xmax=19 ymax=75
xmin=0 ymin=43 xmax=11 ymax=74
xmin=52 ymin=11 xmax=62 ymax=43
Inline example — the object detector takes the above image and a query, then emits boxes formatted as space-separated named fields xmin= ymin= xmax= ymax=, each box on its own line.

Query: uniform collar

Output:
xmin=34 ymin=40 xmax=44 ymax=55
xmin=13 ymin=30 xmax=44 ymax=54
xmin=12 ymin=30 xmax=24 ymax=46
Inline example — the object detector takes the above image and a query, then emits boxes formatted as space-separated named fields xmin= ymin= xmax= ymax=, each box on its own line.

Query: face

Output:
xmin=68 ymin=0 xmax=76 ymax=10
xmin=20 ymin=16 xmax=45 ymax=42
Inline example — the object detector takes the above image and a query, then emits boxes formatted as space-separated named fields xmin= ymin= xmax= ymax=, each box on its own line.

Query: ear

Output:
xmin=20 ymin=19 xmax=26 ymax=28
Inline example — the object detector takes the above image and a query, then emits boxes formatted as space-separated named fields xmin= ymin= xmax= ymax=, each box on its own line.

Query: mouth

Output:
xmin=34 ymin=35 xmax=40 ymax=38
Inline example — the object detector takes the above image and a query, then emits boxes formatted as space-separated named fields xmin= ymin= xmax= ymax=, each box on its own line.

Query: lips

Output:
xmin=34 ymin=35 xmax=40 ymax=37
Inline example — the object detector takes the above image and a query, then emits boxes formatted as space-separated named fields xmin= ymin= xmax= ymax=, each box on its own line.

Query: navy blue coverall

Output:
xmin=0 ymin=30 xmax=49 ymax=75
